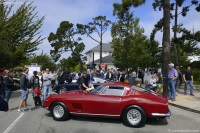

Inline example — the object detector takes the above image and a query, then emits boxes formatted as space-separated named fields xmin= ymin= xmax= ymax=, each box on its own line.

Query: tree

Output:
xmin=59 ymin=57 xmax=77 ymax=71
xmin=152 ymin=0 xmax=200 ymax=65
xmin=112 ymin=4 xmax=154 ymax=73
xmin=162 ymin=0 xmax=171 ymax=96
xmin=48 ymin=21 xmax=86 ymax=69
xmin=77 ymin=16 xmax=111 ymax=65
xmin=30 ymin=52 xmax=57 ymax=71
xmin=0 ymin=1 xmax=45 ymax=68
xmin=117 ymin=0 xmax=171 ymax=96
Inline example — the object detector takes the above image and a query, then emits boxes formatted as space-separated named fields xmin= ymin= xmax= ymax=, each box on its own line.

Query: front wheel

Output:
xmin=50 ymin=102 xmax=70 ymax=121
xmin=122 ymin=105 xmax=147 ymax=127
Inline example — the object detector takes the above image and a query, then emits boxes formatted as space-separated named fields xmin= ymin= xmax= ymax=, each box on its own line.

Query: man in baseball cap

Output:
xmin=167 ymin=62 xmax=178 ymax=101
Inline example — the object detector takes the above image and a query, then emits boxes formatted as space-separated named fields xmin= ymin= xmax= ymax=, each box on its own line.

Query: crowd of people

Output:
xmin=0 ymin=64 xmax=196 ymax=112
xmin=144 ymin=63 xmax=195 ymax=101
xmin=0 ymin=67 xmax=57 ymax=112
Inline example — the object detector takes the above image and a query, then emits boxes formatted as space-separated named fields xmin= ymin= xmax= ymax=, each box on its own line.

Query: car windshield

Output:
xmin=90 ymin=84 xmax=104 ymax=94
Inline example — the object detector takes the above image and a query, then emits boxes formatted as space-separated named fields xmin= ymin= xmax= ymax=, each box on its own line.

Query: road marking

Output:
xmin=3 ymin=113 xmax=25 ymax=133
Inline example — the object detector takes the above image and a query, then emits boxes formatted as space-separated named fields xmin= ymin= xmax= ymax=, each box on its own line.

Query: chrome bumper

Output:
xmin=151 ymin=110 xmax=171 ymax=118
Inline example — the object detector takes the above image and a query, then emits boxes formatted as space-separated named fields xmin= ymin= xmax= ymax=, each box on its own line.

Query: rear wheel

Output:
xmin=122 ymin=105 xmax=147 ymax=127
xmin=59 ymin=87 xmax=67 ymax=94
xmin=50 ymin=102 xmax=69 ymax=121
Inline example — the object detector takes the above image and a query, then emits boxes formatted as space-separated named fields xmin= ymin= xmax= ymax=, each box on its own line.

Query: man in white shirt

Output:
xmin=42 ymin=68 xmax=52 ymax=101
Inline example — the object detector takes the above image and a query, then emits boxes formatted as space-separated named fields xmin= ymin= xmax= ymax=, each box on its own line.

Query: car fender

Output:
xmin=119 ymin=97 xmax=149 ymax=117
xmin=50 ymin=101 xmax=68 ymax=111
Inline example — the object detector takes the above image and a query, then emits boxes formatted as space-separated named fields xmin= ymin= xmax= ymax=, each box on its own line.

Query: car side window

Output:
xmin=100 ymin=86 xmax=124 ymax=96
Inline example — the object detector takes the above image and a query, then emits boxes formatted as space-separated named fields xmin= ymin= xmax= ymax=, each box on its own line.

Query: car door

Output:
xmin=85 ymin=86 xmax=124 ymax=116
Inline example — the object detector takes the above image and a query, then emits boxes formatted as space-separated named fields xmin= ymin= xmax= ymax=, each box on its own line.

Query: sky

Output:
xmin=5 ymin=0 xmax=200 ymax=59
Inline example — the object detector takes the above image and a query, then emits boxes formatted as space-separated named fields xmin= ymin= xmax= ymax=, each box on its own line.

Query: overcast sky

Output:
xmin=5 ymin=0 xmax=200 ymax=59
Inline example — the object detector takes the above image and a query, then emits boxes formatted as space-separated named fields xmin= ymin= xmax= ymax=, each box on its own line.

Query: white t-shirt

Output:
xmin=149 ymin=78 xmax=157 ymax=87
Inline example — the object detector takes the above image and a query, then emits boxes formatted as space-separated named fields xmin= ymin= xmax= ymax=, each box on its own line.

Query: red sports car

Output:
xmin=43 ymin=82 xmax=171 ymax=127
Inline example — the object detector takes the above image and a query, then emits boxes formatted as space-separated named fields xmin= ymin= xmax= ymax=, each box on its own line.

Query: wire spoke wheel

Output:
xmin=127 ymin=109 xmax=142 ymax=125
xmin=53 ymin=105 xmax=65 ymax=118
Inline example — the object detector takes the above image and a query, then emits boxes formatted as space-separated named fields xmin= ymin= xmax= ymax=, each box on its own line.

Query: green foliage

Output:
xmin=74 ymin=64 xmax=86 ymax=72
xmin=48 ymin=21 xmax=85 ymax=69
xmin=30 ymin=52 xmax=57 ymax=71
xmin=113 ymin=0 xmax=146 ymax=18
xmin=59 ymin=57 xmax=86 ymax=72
xmin=59 ymin=57 xmax=77 ymax=71
xmin=188 ymin=61 xmax=200 ymax=69
xmin=0 ymin=0 xmax=45 ymax=68
xmin=190 ymin=68 xmax=200 ymax=84
xmin=111 ymin=9 xmax=157 ymax=72
xmin=171 ymin=46 xmax=189 ymax=66
xmin=151 ymin=0 xmax=200 ymax=65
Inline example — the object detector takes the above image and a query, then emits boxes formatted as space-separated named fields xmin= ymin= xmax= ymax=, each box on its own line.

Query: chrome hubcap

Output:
xmin=53 ymin=105 xmax=64 ymax=118
xmin=127 ymin=109 xmax=141 ymax=125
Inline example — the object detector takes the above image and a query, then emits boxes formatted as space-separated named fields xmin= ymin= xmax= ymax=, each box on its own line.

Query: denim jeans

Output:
xmin=184 ymin=80 xmax=194 ymax=95
xmin=168 ymin=79 xmax=176 ymax=99
xmin=43 ymin=85 xmax=51 ymax=101
xmin=5 ymin=90 xmax=11 ymax=103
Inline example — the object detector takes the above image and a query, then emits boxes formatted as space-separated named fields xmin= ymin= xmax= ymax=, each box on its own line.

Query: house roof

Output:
xmin=85 ymin=43 xmax=113 ymax=54
xmin=87 ymin=55 xmax=114 ymax=65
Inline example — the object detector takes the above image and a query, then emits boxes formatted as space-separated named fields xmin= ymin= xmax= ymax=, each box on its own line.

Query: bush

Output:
xmin=188 ymin=61 xmax=200 ymax=69
xmin=190 ymin=69 xmax=200 ymax=84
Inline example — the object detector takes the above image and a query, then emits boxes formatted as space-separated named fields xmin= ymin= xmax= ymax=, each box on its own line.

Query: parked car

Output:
xmin=52 ymin=82 xmax=102 ymax=94
xmin=71 ymin=76 xmax=107 ymax=84
xmin=93 ymin=76 xmax=107 ymax=83
xmin=43 ymin=82 xmax=171 ymax=127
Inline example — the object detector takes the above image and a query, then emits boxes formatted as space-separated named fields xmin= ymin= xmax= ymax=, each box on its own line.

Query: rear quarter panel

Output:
xmin=118 ymin=91 xmax=169 ymax=118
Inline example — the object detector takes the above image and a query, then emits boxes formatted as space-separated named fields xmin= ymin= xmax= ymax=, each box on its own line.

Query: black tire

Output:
xmin=122 ymin=105 xmax=147 ymax=128
xmin=50 ymin=102 xmax=69 ymax=121
xmin=59 ymin=87 xmax=67 ymax=94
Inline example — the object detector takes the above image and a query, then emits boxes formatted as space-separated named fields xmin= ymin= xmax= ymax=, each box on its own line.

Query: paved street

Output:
xmin=0 ymin=90 xmax=200 ymax=133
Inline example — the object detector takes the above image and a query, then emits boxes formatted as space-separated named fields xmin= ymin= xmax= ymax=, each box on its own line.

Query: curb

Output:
xmin=169 ymin=102 xmax=200 ymax=114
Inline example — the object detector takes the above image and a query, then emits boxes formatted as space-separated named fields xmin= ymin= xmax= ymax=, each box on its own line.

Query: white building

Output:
xmin=85 ymin=43 xmax=116 ymax=70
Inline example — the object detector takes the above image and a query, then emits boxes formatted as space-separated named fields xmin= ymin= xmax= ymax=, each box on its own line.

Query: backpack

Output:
xmin=31 ymin=76 xmax=40 ymax=88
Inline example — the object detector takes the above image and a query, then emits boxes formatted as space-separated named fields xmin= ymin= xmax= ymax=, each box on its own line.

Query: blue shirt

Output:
xmin=168 ymin=68 xmax=178 ymax=79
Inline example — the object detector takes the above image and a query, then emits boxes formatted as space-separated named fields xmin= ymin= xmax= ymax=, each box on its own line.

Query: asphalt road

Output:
xmin=0 ymin=90 xmax=200 ymax=133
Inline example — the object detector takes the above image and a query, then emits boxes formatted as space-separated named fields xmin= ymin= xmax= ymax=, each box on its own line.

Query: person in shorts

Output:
xmin=17 ymin=67 xmax=30 ymax=113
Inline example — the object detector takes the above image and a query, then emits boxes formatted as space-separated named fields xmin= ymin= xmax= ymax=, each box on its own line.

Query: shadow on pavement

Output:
xmin=71 ymin=116 xmax=121 ymax=124
xmin=31 ymin=106 xmax=41 ymax=111
xmin=146 ymin=118 xmax=168 ymax=126
xmin=10 ymin=107 xmax=19 ymax=110
xmin=45 ymin=112 xmax=52 ymax=117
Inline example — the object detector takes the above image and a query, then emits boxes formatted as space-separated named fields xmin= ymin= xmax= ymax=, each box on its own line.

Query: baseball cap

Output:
xmin=168 ymin=63 xmax=174 ymax=67
xmin=82 ymin=70 xmax=87 ymax=74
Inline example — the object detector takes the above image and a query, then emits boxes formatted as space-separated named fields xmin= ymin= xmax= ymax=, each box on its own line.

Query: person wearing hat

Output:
xmin=80 ymin=71 xmax=91 ymax=91
xmin=167 ymin=63 xmax=178 ymax=101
